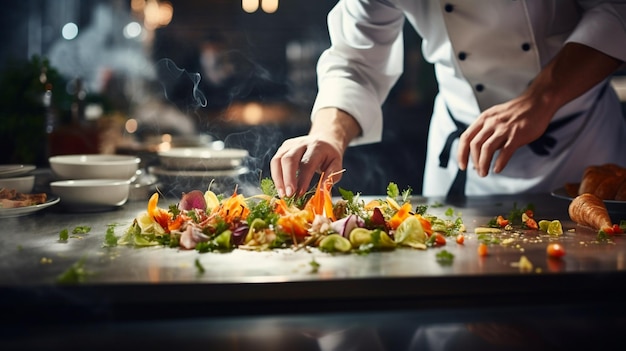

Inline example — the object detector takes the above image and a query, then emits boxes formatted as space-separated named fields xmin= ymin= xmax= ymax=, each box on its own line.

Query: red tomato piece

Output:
xmin=546 ymin=243 xmax=566 ymax=258
xmin=477 ymin=243 xmax=488 ymax=257
xmin=456 ymin=234 xmax=465 ymax=245
xmin=496 ymin=215 xmax=509 ymax=228
xmin=434 ymin=233 xmax=446 ymax=246
xmin=525 ymin=218 xmax=538 ymax=230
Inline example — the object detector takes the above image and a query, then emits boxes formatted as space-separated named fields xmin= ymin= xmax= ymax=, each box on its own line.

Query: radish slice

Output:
xmin=179 ymin=190 xmax=207 ymax=211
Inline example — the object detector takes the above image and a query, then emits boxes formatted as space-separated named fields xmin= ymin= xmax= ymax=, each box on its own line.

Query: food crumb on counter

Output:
xmin=40 ymin=257 xmax=53 ymax=264
xmin=511 ymin=255 xmax=533 ymax=273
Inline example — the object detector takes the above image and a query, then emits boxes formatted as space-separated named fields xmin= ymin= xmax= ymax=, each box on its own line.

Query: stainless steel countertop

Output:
xmin=1 ymin=192 xmax=625 ymax=323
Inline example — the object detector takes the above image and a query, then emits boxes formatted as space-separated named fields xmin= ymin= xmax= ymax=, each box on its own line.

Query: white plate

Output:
xmin=157 ymin=148 xmax=248 ymax=170
xmin=0 ymin=165 xmax=36 ymax=178
xmin=0 ymin=195 xmax=60 ymax=218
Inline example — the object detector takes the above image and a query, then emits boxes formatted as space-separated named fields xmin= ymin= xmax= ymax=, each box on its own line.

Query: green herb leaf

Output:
xmin=260 ymin=178 xmax=278 ymax=197
xmin=401 ymin=186 xmax=412 ymax=202
xmin=338 ymin=187 xmax=354 ymax=202
xmin=387 ymin=182 xmax=399 ymax=199
xmin=59 ymin=228 xmax=69 ymax=241
xmin=414 ymin=204 xmax=428 ymax=215
xmin=309 ymin=258 xmax=320 ymax=273
xmin=103 ymin=224 xmax=118 ymax=247
xmin=56 ymin=258 xmax=89 ymax=284
xmin=72 ymin=226 xmax=91 ymax=234
xmin=195 ymin=258 xmax=206 ymax=274
xmin=169 ymin=204 xmax=180 ymax=217
xmin=436 ymin=250 xmax=454 ymax=265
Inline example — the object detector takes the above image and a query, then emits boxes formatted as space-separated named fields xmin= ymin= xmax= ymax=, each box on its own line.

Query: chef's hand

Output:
xmin=456 ymin=92 xmax=555 ymax=177
xmin=457 ymin=43 xmax=623 ymax=177
xmin=271 ymin=108 xmax=362 ymax=198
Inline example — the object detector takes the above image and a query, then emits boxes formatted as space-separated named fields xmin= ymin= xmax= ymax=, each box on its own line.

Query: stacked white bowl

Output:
xmin=0 ymin=164 xmax=37 ymax=194
xmin=150 ymin=147 xmax=250 ymax=196
xmin=49 ymin=154 xmax=140 ymax=212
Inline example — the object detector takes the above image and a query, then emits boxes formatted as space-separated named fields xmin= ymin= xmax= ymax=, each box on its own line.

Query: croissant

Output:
xmin=568 ymin=193 xmax=613 ymax=231
xmin=578 ymin=163 xmax=626 ymax=201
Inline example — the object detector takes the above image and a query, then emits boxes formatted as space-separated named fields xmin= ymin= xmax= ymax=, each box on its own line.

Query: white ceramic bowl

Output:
xmin=50 ymin=179 xmax=131 ymax=212
xmin=0 ymin=175 xmax=35 ymax=193
xmin=49 ymin=154 xmax=140 ymax=180
xmin=158 ymin=147 xmax=248 ymax=170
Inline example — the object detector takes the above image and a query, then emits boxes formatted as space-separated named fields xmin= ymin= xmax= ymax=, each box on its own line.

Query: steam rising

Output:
xmin=155 ymin=58 xmax=207 ymax=109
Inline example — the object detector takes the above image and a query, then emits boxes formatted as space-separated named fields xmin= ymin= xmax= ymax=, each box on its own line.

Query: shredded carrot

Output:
xmin=387 ymin=202 xmax=413 ymax=230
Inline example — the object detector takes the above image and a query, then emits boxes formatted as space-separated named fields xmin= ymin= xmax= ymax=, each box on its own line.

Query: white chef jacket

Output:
xmin=312 ymin=0 xmax=626 ymax=196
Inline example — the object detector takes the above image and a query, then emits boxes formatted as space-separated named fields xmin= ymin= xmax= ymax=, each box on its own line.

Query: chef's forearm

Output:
xmin=310 ymin=108 xmax=363 ymax=153
xmin=526 ymin=42 xmax=623 ymax=114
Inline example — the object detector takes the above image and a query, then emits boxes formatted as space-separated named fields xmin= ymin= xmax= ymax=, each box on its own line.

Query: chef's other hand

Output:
xmin=457 ymin=43 xmax=624 ymax=177
xmin=271 ymin=108 xmax=362 ymax=198
xmin=457 ymin=92 xmax=555 ymax=177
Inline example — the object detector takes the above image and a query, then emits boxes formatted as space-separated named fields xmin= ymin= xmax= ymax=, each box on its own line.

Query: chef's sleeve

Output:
xmin=311 ymin=0 xmax=406 ymax=145
xmin=568 ymin=1 xmax=626 ymax=62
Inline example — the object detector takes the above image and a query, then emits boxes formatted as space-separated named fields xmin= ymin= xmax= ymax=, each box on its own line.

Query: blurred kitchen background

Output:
xmin=1 ymin=0 xmax=444 ymax=195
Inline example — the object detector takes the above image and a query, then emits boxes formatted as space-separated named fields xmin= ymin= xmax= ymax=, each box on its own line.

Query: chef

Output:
xmin=270 ymin=0 xmax=626 ymax=198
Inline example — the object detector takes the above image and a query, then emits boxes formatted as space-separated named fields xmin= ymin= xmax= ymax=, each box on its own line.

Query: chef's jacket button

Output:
xmin=521 ymin=42 xmax=531 ymax=51
xmin=458 ymin=51 xmax=467 ymax=60
xmin=444 ymin=4 xmax=454 ymax=12
xmin=475 ymin=84 xmax=484 ymax=92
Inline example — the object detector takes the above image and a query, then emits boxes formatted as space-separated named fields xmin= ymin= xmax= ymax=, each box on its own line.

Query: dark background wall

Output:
xmin=0 ymin=0 xmax=437 ymax=195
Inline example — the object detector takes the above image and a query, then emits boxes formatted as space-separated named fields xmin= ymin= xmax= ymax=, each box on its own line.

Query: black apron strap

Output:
xmin=439 ymin=106 xmax=468 ymax=199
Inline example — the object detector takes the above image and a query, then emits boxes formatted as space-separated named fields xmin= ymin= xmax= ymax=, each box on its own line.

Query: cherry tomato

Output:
xmin=546 ymin=243 xmax=566 ymax=258
xmin=496 ymin=215 xmax=509 ymax=228
xmin=612 ymin=224 xmax=623 ymax=234
xmin=456 ymin=234 xmax=465 ymax=245
xmin=434 ymin=233 xmax=446 ymax=246
xmin=525 ymin=218 xmax=538 ymax=230
xmin=477 ymin=243 xmax=488 ymax=257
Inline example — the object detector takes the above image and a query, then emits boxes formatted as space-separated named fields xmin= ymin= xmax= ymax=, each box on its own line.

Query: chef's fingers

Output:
xmin=458 ymin=124 xmax=481 ymax=171
xmin=270 ymin=142 xmax=307 ymax=197
xmin=296 ymin=146 xmax=322 ymax=196
xmin=493 ymin=138 xmax=517 ymax=174
xmin=477 ymin=131 xmax=507 ymax=176
xmin=297 ymin=145 xmax=344 ymax=196
xmin=467 ymin=128 xmax=494 ymax=177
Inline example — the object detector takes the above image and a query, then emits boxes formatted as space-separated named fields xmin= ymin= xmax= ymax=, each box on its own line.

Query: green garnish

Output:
xmin=186 ymin=210 xmax=198 ymax=222
xmin=401 ymin=186 xmax=412 ymax=203
xmin=387 ymin=182 xmax=399 ymax=199
xmin=59 ymin=228 xmax=69 ymax=241
xmin=169 ymin=204 xmax=180 ymax=217
xmin=436 ymin=250 xmax=455 ymax=265
xmin=414 ymin=204 xmax=428 ymax=215
xmin=477 ymin=233 xmax=501 ymax=245
xmin=103 ymin=224 xmax=118 ymax=247
xmin=597 ymin=230 xmax=611 ymax=242
xmin=247 ymin=200 xmax=279 ymax=226
xmin=309 ymin=258 xmax=320 ymax=273
xmin=72 ymin=226 xmax=91 ymax=234
xmin=260 ymin=177 xmax=278 ymax=197
xmin=196 ymin=230 xmax=233 ymax=253
xmin=195 ymin=258 xmax=206 ymax=274
xmin=56 ymin=258 xmax=89 ymax=284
